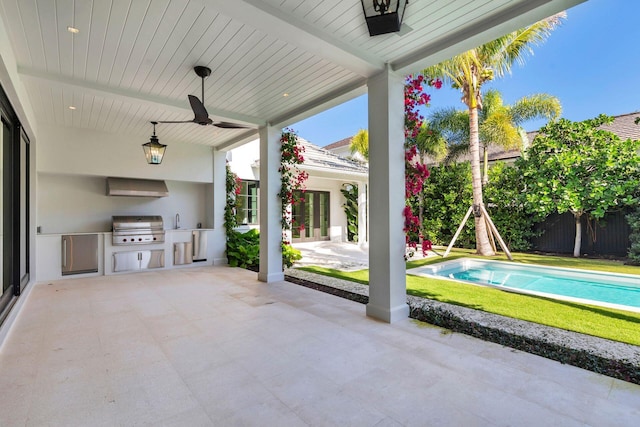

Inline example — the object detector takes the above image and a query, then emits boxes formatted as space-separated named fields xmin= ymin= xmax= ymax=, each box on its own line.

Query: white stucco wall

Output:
xmin=37 ymin=124 xmax=214 ymax=182
xmin=228 ymin=139 xmax=260 ymax=181
xmin=37 ymin=174 xmax=211 ymax=233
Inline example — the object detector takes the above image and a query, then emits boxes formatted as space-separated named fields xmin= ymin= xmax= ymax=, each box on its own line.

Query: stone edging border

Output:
xmin=284 ymin=268 xmax=640 ymax=385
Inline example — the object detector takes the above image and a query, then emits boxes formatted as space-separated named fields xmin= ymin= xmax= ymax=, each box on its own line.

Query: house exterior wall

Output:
xmin=228 ymin=139 xmax=363 ymax=242
xmin=227 ymin=139 xmax=260 ymax=181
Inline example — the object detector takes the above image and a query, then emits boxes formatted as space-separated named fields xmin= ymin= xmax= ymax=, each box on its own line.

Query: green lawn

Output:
xmin=299 ymin=249 xmax=640 ymax=346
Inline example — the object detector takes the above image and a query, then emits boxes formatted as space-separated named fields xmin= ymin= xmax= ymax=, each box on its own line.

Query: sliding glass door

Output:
xmin=1 ymin=84 xmax=30 ymax=321
xmin=1 ymin=116 xmax=6 ymax=305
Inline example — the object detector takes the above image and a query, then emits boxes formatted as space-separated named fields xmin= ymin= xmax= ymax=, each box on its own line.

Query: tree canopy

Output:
xmin=518 ymin=114 xmax=640 ymax=257
xmin=431 ymin=89 xmax=561 ymax=181
xmin=349 ymin=129 xmax=369 ymax=161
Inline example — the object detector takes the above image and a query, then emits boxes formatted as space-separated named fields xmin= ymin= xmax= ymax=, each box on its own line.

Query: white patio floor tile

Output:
xmin=0 ymin=265 xmax=638 ymax=426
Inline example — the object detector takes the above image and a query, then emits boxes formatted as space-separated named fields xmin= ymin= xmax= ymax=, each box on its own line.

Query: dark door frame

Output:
xmin=292 ymin=190 xmax=330 ymax=242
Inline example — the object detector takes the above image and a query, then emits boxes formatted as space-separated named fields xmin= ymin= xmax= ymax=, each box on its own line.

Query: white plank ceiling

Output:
xmin=0 ymin=0 xmax=583 ymax=148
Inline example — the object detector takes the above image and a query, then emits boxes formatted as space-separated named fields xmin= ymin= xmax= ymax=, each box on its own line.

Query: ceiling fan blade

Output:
xmin=213 ymin=121 xmax=249 ymax=129
xmin=188 ymin=94 xmax=209 ymax=122
xmin=156 ymin=120 xmax=195 ymax=124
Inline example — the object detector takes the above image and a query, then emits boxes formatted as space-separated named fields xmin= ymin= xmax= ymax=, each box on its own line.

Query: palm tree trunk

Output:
xmin=482 ymin=146 xmax=489 ymax=185
xmin=469 ymin=107 xmax=495 ymax=256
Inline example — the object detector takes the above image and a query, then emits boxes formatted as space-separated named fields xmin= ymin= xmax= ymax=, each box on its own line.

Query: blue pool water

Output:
xmin=407 ymin=259 xmax=640 ymax=311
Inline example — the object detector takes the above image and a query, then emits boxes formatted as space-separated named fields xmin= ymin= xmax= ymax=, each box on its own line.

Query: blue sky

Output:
xmin=291 ymin=0 xmax=640 ymax=148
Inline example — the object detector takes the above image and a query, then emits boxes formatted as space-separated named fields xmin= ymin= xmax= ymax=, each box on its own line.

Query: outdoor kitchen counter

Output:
xmin=36 ymin=229 xmax=214 ymax=282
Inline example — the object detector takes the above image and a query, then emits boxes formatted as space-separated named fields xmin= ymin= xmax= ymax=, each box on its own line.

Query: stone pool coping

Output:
xmin=285 ymin=268 xmax=640 ymax=385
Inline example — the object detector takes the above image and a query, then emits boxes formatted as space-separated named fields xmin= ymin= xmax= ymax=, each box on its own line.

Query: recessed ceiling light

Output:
xmin=283 ymin=93 xmax=289 ymax=97
xmin=67 ymin=26 xmax=79 ymax=34
xmin=68 ymin=106 xmax=76 ymax=110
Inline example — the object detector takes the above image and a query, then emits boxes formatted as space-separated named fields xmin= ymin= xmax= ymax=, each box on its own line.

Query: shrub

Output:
xmin=626 ymin=207 xmax=640 ymax=265
xmin=484 ymin=161 xmax=539 ymax=251
xmin=226 ymin=229 xmax=260 ymax=268
xmin=422 ymin=162 xmax=474 ymax=247
xmin=226 ymin=229 xmax=303 ymax=269
xmin=282 ymin=244 xmax=302 ymax=268
xmin=340 ymin=183 xmax=358 ymax=242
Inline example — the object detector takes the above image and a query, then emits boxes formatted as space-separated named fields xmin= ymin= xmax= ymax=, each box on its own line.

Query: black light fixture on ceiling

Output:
xmin=361 ymin=0 xmax=408 ymax=36
xmin=142 ymin=121 xmax=167 ymax=165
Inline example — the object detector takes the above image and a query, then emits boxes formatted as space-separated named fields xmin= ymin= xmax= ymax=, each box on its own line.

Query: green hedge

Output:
xmin=421 ymin=161 xmax=538 ymax=252
xmin=422 ymin=162 xmax=474 ymax=247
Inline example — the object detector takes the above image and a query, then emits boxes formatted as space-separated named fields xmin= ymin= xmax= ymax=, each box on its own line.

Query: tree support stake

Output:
xmin=443 ymin=204 xmax=512 ymax=260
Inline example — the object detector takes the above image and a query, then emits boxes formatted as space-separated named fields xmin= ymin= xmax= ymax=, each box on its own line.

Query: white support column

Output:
xmin=358 ymin=181 xmax=368 ymax=246
xmin=366 ymin=65 xmax=409 ymax=323
xmin=210 ymin=149 xmax=228 ymax=265
xmin=258 ymin=126 xmax=284 ymax=283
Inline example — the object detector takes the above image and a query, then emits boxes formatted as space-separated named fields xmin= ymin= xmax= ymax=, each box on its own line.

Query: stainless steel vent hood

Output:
xmin=106 ymin=177 xmax=169 ymax=197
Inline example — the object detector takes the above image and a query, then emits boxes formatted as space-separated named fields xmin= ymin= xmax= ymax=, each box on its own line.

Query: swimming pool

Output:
xmin=407 ymin=258 xmax=640 ymax=312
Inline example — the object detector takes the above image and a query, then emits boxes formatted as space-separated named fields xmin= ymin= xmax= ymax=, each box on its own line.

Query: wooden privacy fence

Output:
xmin=532 ymin=211 xmax=631 ymax=257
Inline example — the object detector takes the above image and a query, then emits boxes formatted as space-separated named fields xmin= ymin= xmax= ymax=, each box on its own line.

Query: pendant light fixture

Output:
xmin=360 ymin=0 xmax=409 ymax=36
xmin=142 ymin=121 xmax=167 ymax=165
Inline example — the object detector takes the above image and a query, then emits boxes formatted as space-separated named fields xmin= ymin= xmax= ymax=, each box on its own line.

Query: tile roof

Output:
xmin=599 ymin=111 xmax=640 ymax=140
xmin=446 ymin=111 xmax=640 ymax=164
xmin=323 ymin=136 xmax=353 ymax=150
xmin=252 ymin=137 xmax=368 ymax=175
xmin=298 ymin=138 xmax=368 ymax=174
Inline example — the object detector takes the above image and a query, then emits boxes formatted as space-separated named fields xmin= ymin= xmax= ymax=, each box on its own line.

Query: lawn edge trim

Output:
xmin=285 ymin=270 xmax=640 ymax=386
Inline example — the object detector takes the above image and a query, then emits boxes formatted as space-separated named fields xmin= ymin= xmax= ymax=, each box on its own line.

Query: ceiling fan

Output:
xmin=157 ymin=66 xmax=248 ymax=129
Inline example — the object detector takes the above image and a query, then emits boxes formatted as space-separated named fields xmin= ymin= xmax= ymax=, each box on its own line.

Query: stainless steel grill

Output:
xmin=112 ymin=215 xmax=165 ymax=245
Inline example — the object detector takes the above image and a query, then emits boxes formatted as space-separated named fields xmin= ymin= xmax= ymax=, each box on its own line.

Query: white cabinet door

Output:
xmin=113 ymin=249 xmax=164 ymax=272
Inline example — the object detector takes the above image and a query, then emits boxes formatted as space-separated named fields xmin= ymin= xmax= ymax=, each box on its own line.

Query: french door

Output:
xmin=292 ymin=190 xmax=330 ymax=242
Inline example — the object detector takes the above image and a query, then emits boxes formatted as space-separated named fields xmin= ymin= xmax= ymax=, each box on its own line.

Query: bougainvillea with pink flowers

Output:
xmin=278 ymin=129 xmax=309 ymax=244
xmin=404 ymin=75 xmax=441 ymax=256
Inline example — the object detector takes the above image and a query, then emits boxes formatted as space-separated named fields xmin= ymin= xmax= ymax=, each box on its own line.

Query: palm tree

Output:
xmin=414 ymin=121 xmax=448 ymax=165
xmin=349 ymin=129 xmax=369 ymax=161
xmin=422 ymin=13 xmax=565 ymax=256
xmin=432 ymin=89 xmax=561 ymax=183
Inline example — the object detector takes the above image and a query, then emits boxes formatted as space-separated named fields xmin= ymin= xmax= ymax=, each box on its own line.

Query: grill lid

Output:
xmin=112 ymin=215 xmax=164 ymax=231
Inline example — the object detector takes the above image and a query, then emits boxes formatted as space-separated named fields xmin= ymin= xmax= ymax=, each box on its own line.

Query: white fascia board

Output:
xmin=299 ymin=164 xmax=368 ymax=181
